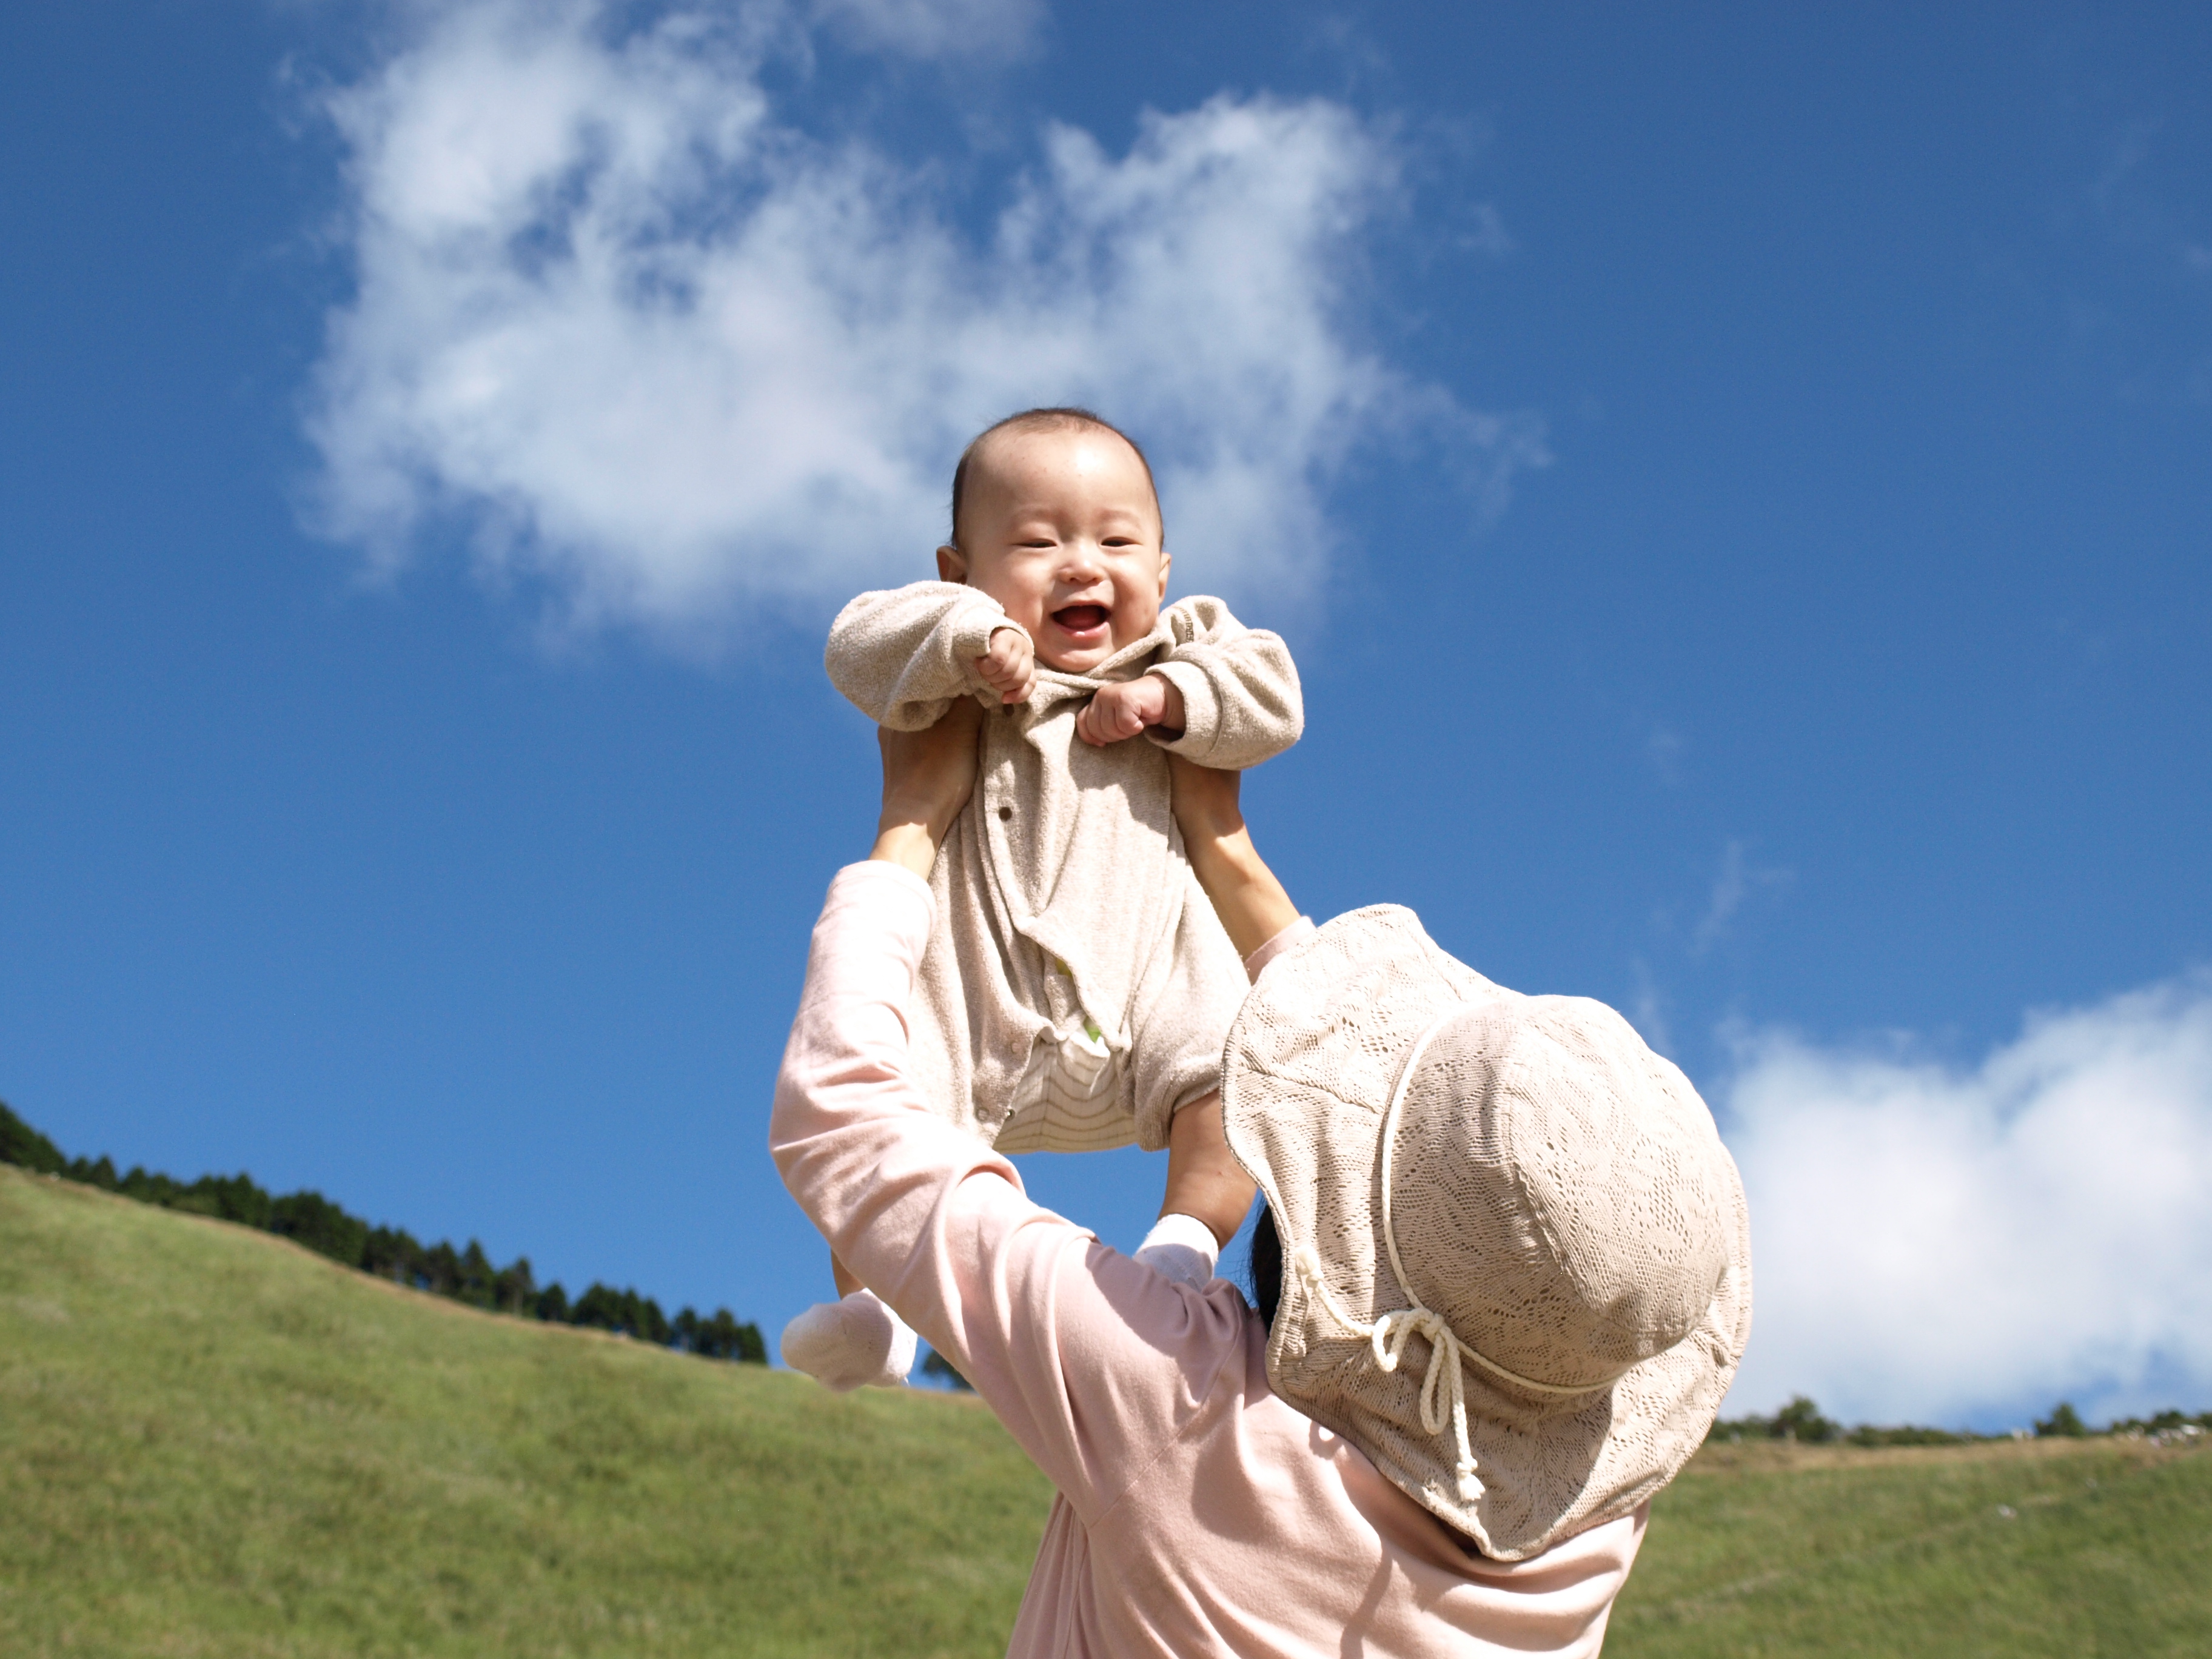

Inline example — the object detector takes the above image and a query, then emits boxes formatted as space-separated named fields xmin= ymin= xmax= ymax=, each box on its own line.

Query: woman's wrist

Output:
xmin=868 ymin=819 xmax=941 ymax=880
xmin=1185 ymin=823 xmax=1301 ymax=960
xmin=870 ymin=702 xmax=981 ymax=880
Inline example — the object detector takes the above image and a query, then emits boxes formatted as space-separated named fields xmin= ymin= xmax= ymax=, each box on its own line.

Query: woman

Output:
xmin=769 ymin=703 xmax=1751 ymax=1655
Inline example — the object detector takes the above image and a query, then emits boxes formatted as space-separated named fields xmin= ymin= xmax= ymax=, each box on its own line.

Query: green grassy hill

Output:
xmin=1 ymin=1164 xmax=1052 ymax=1657
xmin=1609 ymin=1435 xmax=2210 ymax=1656
xmin=6 ymin=1162 xmax=2208 ymax=1657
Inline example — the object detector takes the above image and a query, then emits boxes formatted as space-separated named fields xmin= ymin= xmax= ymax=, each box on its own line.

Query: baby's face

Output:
xmin=938 ymin=426 xmax=1168 ymax=675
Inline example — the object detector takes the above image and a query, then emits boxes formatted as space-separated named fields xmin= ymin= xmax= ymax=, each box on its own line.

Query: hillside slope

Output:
xmin=1610 ymin=1431 xmax=2210 ymax=1657
xmin=1 ymin=1165 xmax=1052 ymax=1657
xmin=7 ymin=1162 xmax=2208 ymax=1657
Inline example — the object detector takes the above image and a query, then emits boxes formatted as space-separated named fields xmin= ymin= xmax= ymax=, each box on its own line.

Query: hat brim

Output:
xmin=1221 ymin=905 xmax=1753 ymax=1561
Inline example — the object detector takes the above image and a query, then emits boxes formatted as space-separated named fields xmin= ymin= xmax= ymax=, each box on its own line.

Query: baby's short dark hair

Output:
xmin=948 ymin=407 xmax=1162 ymax=548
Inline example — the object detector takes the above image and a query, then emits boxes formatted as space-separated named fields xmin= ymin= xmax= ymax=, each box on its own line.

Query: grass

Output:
xmin=1610 ymin=1426 xmax=2212 ymax=1656
xmin=7 ymin=1161 xmax=2208 ymax=1657
xmin=0 ymin=1164 xmax=1053 ymax=1657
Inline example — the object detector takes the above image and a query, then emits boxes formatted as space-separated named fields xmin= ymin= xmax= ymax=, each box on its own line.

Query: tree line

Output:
xmin=1 ymin=1098 xmax=765 ymax=1364
xmin=1708 ymin=1393 xmax=2211 ymax=1447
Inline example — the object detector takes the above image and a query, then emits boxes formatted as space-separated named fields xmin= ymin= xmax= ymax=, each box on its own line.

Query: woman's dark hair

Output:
xmin=1247 ymin=1204 xmax=1283 ymax=1329
xmin=947 ymin=406 xmax=1162 ymax=549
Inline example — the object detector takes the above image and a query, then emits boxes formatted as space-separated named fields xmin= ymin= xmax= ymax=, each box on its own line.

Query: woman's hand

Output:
xmin=1167 ymin=755 xmax=1302 ymax=961
xmin=871 ymin=699 xmax=983 ymax=880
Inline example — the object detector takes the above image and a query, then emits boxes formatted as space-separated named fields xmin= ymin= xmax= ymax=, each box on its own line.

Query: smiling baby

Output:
xmin=780 ymin=407 xmax=1304 ymax=1389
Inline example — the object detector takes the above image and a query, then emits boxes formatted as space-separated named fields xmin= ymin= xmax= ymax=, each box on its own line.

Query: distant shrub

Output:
xmin=1711 ymin=1395 xmax=1843 ymax=1444
xmin=2035 ymin=1401 xmax=2086 ymax=1438
xmin=1846 ymin=1424 xmax=1971 ymax=1447
xmin=1706 ymin=1396 xmax=2212 ymax=1450
xmin=2107 ymin=1408 xmax=2211 ymax=1437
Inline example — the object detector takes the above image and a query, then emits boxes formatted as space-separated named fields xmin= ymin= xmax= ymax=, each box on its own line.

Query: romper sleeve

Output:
xmin=825 ymin=580 xmax=1021 ymax=730
xmin=769 ymin=862 xmax=1253 ymax=1526
xmin=1143 ymin=595 xmax=1304 ymax=771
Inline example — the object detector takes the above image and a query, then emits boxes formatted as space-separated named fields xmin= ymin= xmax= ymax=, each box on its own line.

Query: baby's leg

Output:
xmin=1136 ymin=1091 xmax=1258 ymax=1287
xmin=779 ymin=1249 xmax=916 ymax=1391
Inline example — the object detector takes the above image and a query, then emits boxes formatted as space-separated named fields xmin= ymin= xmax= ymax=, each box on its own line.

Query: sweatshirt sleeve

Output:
xmin=1144 ymin=595 xmax=1304 ymax=770
xmin=825 ymin=581 xmax=1019 ymax=730
xmin=769 ymin=862 xmax=1252 ymax=1524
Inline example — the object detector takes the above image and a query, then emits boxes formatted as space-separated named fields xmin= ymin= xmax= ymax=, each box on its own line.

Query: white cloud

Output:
xmin=304 ymin=0 xmax=1542 ymax=638
xmin=1719 ymin=973 xmax=2212 ymax=1427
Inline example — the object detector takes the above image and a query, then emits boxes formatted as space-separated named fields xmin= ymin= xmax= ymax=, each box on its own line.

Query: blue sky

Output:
xmin=4 ymin=1 xmax=2208 ymax=1429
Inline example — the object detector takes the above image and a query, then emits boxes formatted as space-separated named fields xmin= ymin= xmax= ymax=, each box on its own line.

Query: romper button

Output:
xmin=997 ymin=806 xmax=1013 ymax=821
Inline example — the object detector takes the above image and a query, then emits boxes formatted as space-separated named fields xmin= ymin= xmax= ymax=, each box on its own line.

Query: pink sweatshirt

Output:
xmin=770 ymin=862 xmax=1646 ymax=1657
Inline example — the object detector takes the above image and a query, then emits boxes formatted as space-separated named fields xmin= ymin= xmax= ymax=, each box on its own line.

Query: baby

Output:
xmin=781 ymin=407 xmax=1304 ymax=1390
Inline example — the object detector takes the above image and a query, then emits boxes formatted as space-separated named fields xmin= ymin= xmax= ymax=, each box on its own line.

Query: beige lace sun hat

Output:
xmin=1221 ymin=906 xmax=1752 ymax=1562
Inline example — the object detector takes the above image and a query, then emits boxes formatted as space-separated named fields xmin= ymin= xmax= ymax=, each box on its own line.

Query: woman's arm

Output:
xmin=866 ymin=695 xmax=982 ymax=878
xmin=1167 ymin=756 xmax=1302 ymax=961
xmin=772 ymin=706 xmax=1252 ymax=1526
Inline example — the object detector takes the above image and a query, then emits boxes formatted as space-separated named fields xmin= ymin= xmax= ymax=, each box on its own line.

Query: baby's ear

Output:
xmin=1156 ymin=548 xmax=1171 ymax=600
xmin=936 ymin=545 xmax=968 ymax=585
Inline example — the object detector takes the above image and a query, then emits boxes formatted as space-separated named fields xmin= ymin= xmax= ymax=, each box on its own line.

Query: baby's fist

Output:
xmin=1078 ymin=675 xmax=1173 ymax=746
xmin=975 ymin=626 xmax=1036 ymax=705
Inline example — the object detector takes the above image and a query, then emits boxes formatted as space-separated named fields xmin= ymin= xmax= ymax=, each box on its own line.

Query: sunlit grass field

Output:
xmin=1609 ymin=1434 xmax=2211 ymax=1657
xmin=1 ymin=1164 xmax=1051 ymax=1657
xmin=5 ymin=1161 xmax=2207 ymax=1656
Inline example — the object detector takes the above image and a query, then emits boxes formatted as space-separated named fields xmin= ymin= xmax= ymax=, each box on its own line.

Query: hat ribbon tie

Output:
xmin=1287 ymin=1005 xmax=1626 ymax=1509
xmin=1290 ymin=1242 xmax=1485 ymax=1502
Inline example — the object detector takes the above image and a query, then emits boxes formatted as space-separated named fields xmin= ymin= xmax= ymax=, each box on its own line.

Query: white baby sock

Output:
xmin=779 ymin=1289 xmax=917 ymax=1392
xmin=1134 ymin=1212 xmax=1221 ymax=1289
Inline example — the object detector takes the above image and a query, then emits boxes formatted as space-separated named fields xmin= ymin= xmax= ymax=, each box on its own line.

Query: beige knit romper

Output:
xmin=825 ymin=581 xmax=1303 ymax=1152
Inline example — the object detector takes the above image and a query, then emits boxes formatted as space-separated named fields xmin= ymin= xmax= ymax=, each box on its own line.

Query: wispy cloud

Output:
xmin=302 ymin=0 xmax=1544 ymax=640
xmin=1629 ymin=711 xmax=1684 ymax=786
xmin=1718 ymin=973 xmax=2212 ymax=1427
xmin=1626 ymin=957 xmax=1673 ymax=1057
xmin=1691 ymin=837 xmax=1790 ymax=954
xmin=808 ymin=0 xmax=1042 ymax=59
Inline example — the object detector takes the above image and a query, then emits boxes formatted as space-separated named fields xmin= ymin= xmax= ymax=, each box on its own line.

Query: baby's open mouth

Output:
xmin=1053 ymin=603 xmax=1110 ymax=633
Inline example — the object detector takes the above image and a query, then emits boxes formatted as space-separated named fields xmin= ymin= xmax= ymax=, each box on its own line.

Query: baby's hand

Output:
xmin=1078 ymin=674 xmax=1183 ymax=746
xmin=975 ymin=626 xmax=1036 ymax=705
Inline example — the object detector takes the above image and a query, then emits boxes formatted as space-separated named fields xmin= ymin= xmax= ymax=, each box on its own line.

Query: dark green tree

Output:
xmin=493 ymin=1255 xmax=537 ymax=1315
xmin=674 ymin=1307 xmax=767 ymax=1362
xmin=0 ymin=1100 xmax=65 ymax=1173
xmin=2035 ymin=1401 xmax=2087 ymax=1438
xmin=920 ymin=1348 xmax=973 ymax=1391
xmin=571 ymin=1283 xmax=668 ymax=1341
xmin=455 ymin=1240 xmax=499 ymax=1309
xmin=1771 ymin=1396 xmax=1840 ymax=1443
xmin=419 ymin=1241 xmax=462 ymax=1297
xmin=269 ymin=1190 xmax=370 ymax=1267
xmin=363 ymin=1224 xmax=424 ymax=1284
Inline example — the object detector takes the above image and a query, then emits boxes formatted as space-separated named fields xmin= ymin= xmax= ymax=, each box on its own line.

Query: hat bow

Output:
xmin=1289 ymin=1007 xmax=1629 ymax=1508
